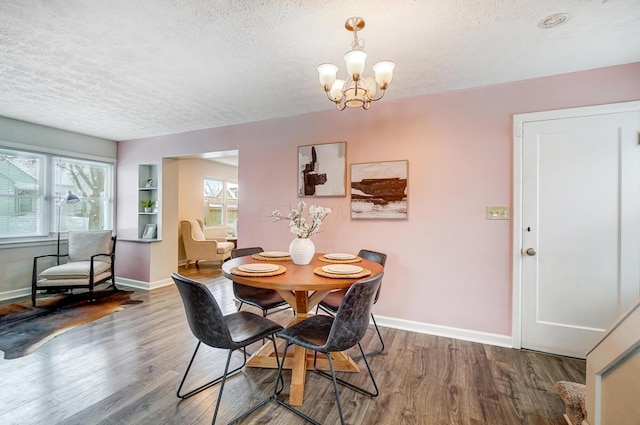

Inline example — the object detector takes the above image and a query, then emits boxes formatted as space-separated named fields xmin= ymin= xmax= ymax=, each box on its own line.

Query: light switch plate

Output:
xmin=486 ymin=206 xmax=510 ymax=220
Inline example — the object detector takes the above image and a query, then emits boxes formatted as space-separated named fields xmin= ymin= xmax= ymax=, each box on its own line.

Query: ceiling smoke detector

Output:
xmin=538 ymin=13 xmax=570 ymax=29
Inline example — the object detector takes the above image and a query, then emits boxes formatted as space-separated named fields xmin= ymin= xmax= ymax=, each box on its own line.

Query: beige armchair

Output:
xmin=32 ymin=230 xmax=116 ymax=306
xmin=180 ymin=219 xmax=234 ymax=269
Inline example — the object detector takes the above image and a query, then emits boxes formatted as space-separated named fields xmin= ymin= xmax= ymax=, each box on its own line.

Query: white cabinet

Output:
xmin=138 ymin=164 xmax=159 ymax=239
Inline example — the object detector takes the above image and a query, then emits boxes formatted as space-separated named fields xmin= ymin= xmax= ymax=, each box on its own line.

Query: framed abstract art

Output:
xmin=298 ymin=142 xmax=346 ymax=197
xmin=351 ymin=160 xmax=408 ymax=219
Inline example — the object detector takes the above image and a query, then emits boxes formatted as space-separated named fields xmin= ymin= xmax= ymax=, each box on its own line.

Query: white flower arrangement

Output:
xmin=272 ymin=201 xmax=331 ymax=239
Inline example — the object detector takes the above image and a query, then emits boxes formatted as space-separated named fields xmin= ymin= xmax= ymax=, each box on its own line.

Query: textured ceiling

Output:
xmin=1 ymin=0 xmax=639 ymax=141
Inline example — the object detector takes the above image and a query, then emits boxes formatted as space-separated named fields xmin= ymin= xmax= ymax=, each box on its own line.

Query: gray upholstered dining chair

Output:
xmin=317 ymin=249 xmax=387 ymax=357
xmin=231 ymin=247 xmax=289 ymax=317
xmin=171 ymin=273 xmax=283 ymax=424
xmin=268 ymin=272 xmax=384 ymax=425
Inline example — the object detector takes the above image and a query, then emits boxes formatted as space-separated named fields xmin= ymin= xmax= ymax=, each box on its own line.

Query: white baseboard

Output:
xmin=375 ymin=315 xmax=513 ymax=348
xmin=115 ymin=276 xmax=173 ymax=291
xmin=0 ymin=287 xmax=31 ymax=302
xmin=0 ymin=276 xmax=172 ymax=301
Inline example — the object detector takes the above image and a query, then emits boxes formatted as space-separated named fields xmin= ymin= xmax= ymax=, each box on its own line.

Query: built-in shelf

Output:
xmin=138 ymin=164 xmax=159 ymax=240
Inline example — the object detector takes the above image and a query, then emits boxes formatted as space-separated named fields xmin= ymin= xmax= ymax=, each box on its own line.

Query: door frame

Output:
xmin=511 ymin=100 xmax=640 ymax=349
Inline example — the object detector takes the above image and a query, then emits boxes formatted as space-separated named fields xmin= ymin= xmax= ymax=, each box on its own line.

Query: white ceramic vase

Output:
xmin=289 ymin=237 xmax=315 ymax=265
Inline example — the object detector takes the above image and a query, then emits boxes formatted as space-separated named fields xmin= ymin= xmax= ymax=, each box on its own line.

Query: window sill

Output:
xmin=0 ymin=237 xmax=59 ymax=250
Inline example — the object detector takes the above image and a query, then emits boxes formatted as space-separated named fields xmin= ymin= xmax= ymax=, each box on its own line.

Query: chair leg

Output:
xmin=327 ymin=353 xmax=346 ymax=425
xmin=353 ymin=313 xmax=385 ymax=360
xmin=111 ymin=277 xmax=119 ymax=292
xmin=313 ymin=342 xmax=379 ymax=398
xmin=211 ymin=349 xmax=234 ymax=424
xmin=227 ymin=335 xmax=282 ymax=425
xmin=176 ymin=341 xmax=247 ymax=399
xmin=274 ymin=341 xmax=290 ymax=396
xmin=370 ymin=314 xmax=385 ymax=353
xmin=271 ymin=342 xmax=320 ymax=425
xmin=317 ymin=304 xmax=333 ymax=316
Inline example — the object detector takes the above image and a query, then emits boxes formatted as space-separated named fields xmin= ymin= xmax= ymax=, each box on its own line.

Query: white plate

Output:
xmin=325 ymin=253 xmax=356 ymax=260
xmin=322 ymin=264 xmax=363 ymax=275
xmin=260 ymin=251 xmax=290 ymax=258
xmin=238 ymin=263 xmax=280 ymax=273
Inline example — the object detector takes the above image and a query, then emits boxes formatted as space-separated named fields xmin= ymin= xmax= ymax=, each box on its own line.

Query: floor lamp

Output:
xmin=57 ymin=190 xmax=80 ymax=264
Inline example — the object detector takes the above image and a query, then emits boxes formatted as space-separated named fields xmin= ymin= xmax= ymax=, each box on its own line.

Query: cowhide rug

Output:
xmin=0 ymin=289 xmax=142 ymax=359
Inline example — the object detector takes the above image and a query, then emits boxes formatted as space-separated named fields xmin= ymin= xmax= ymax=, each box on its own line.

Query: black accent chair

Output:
xmin=32 ymin=231 xmax=117 ymax=307
xmin=317 ymin=249 xmax=387 ymax=357
xmin=171 ymin=273 xmax=283 ymax=424
xmin=272 ymin=272 xmax=384 ymax=425
xmin=230 ymin=247 xmax=289 ymax=317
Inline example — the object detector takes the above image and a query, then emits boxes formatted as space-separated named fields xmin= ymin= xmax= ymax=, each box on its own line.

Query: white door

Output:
xmin=519 ymin=107 xmax=640 ymax=358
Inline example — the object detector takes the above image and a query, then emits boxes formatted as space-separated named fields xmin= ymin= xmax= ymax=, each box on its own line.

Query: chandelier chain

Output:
xmin=351 ymin=30 xmax=365 ymax=50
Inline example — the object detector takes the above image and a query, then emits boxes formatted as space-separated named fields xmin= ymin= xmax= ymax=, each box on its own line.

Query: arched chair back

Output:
xmin=172 ymin=273 xmax=233 ymax=349
xmin=317 ymin=249 xmax=388 ymax=357
xmin=324 ymin=273 xmax=383 ymax=353
xmin=231 ymin=247 xmax=264 ymax=259
xmin=230 ymin=247 xmax=289 ymax=317
xmin=357 ymin=249 xmax=387 ymax=303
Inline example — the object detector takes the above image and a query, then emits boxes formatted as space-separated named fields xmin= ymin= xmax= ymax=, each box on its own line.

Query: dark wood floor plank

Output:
xmin=0 ymin=267 xmax=585 ymax=424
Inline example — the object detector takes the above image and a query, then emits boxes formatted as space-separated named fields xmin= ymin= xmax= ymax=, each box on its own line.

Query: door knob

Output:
xmin=525 ymin=248 xmax=536 ymax=256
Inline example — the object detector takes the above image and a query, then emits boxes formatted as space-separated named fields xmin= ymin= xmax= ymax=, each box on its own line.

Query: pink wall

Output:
xmin=117 ymin=63 xmax=640 ymax=336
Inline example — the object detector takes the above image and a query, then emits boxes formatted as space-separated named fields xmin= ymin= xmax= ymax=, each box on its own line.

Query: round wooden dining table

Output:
xmin=222 ymin=253 xmax=384 ymax=406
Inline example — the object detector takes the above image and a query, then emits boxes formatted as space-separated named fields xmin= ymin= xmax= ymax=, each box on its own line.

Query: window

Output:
xmin=0 ymin=149 xmax=44 ymax=237
xmin=204 ymin=178 xmax=238 ymax=229
xmin=54 ymin=157 xmax=113 ymax=233
xmin=0 ymin=146 xmax=114 ymax=239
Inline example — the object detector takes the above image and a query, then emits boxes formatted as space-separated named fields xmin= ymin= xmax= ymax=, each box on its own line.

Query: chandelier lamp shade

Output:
xmin=317 ymin=17 xmax=395 ymax=110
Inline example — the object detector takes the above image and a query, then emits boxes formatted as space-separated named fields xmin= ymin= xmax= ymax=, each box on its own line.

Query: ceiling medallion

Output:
xmin=317 ymin=17 xmax=395 ymax=110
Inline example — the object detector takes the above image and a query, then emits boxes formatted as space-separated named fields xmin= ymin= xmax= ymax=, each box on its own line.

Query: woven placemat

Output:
xmin=318 ymin=255 xmax=362 ymax=264
xmin=313 ymin=267 xmax=371 ymax=279
xmin=231 ymin=265 xmax=287 ymax=277
xmin=251 ymin=253 xmax=291 ymax=262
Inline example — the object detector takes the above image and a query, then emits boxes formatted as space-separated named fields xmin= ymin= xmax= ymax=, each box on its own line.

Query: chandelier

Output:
xmin=317 ymin=17 xmax=395 ymax=110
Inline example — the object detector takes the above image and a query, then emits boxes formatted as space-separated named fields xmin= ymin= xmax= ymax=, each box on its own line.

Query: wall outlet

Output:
xmin=486 ymin=206 xmax=510 ymax=220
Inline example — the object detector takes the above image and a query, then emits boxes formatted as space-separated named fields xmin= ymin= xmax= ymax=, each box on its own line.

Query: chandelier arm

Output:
xmin=368 ymin=88 xmax=387 ymax=102
xmin=336 ymin=102 xmax=347 ymax=111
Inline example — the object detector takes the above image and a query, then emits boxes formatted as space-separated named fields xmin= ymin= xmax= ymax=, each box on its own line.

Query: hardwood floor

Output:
xmin=0 ymin=264 xmax=585 ymax=424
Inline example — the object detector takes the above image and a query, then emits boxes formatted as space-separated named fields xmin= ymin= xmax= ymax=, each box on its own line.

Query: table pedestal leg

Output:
xmin=244 ymin=289 xmax=359 ymax=406
xmin=289 ymin=345 xmax=307 ymax=405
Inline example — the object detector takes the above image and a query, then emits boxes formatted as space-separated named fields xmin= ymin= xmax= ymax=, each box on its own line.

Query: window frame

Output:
xmin=0 ymin=144 xmax=116 ymax=243
xmin=203 ymin=177 xmax=238 ymax=228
